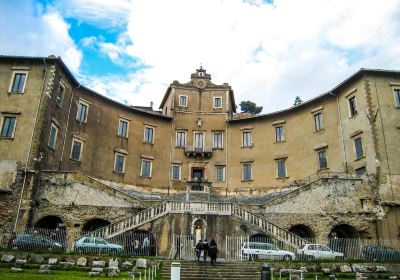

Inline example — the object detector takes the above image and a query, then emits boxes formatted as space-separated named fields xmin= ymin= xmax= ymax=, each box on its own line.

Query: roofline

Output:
xmin=0 ymin=55 xmax=171 ymax=120
xmin=230 ymin=68 xmax=400 ymax=123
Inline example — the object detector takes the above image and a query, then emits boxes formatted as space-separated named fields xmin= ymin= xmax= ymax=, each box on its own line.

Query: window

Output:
xmin=216 ymin=166 xmax=225 ymax=182
xmin=275 ymin=126 xmax=285 ymax=142
xmin=141 ymin=159 xmax=152 ymax=177
xmin=314 ymin=112 xmax=324 ymax=131
xmin=355 ymin=166 xmax=367 ymax=175
xmin=318 ymin=150 xmax=328 ymax=170
xmin=179 ymin=95 xmax=188 ymax=107
xmin=176 ymin=131 xmax=186 ymax=147
xmin=213 ymin=97 xmax=222 ymax=108
xmin=354 ymin=137 xmax=364 ymax=159
xmin=76 ymin=101 xmax=89 ymax=123
xmin=213 ymin=132 xmax=223 ymax=149
xmin=276 ymin=159 xmax=287 ymax=178
xmin=243 ymin=131 xmax=252 ymax=147
xmin=48 ymin=123 xmax=58 ymax=150
xmin=144 ymin=126 xmax=154 ymax=143
xmin=1 ymin=116 xmax=16 ymax=138
xmin=348 ymin=96 xmax=358 ymax=117
xmin=394 ymin=89 xmax=400 ymax=108
xmin=242 ymin=163 xmax=252 ymax=181
xmin=9 ymin=72 xmax=28 ymax=93
xmin=171 ymin=164 xmax=181 ymax=181
xmin=56 ymin=84 xmax=65 ymax=106
xmin=70 ymin=138 xmax=83 ymax=161
xmin=194 ymin=132 xmax=204 ymax=151
xmin=118 ymin=119 xmax=128 ymax=138
xmin=114 ymin=154 xmax=125 ymax=173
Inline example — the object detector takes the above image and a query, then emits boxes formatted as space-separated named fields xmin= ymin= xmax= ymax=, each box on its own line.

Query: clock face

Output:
xmin=195 ymin=80 xmax=207 ymax=89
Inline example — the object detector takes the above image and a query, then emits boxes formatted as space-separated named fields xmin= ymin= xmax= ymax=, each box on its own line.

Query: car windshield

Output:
xmin=320 ymin=245 xmax=331 ymax=251
xmin=95 ymin=238 xmax=108 ymax=245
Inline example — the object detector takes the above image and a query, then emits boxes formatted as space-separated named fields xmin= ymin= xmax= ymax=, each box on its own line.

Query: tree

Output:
xmin=293 ymin=96 xmax=303 ymax=106
xmin=239 ymin=101 xmax=263 ymax=114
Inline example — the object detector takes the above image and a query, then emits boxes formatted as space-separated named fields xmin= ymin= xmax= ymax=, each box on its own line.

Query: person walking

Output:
xmin=209 ymin=239 xmax=218 ymax=265
xmin=202 ymin=239 xmax=209 ymax=263
xmin=195 ymin=240 xmax=203 ymax=263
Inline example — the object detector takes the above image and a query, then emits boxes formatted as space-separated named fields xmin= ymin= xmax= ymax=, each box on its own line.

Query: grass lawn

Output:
xmin=0 ymin=268 xmax=164 ymax=280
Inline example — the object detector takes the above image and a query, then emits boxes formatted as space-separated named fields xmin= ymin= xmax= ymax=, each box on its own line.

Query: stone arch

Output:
xmin=289 ymin=224 xmax=315 ymax=239
xmin=34 ymin=215 xmax=63 ymax=229
xmin=330 ymin=224 xmax=359 ymax=238
xmin=191 ymin=218 xmax=207 ymax=242
xmin=82 ymin=218 xmax=110 ymax=232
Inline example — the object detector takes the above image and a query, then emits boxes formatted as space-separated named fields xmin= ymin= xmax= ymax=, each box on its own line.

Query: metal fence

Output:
xmin=2 ymin=228 xmax=400 ymax=262
xmin=1 ymin=228 xmax=158 ymax=256
xmin=225 ymin=235 xmax=400 ymax=262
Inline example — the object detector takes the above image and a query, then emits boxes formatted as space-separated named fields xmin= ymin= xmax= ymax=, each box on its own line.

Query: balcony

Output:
xmin=184 ymin=147 xmax=213 ymax=158
xmin=186 ymin=178 xmax=212 ymax=192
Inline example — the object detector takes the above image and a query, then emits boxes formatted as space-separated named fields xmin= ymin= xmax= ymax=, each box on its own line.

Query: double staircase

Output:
xmin=88 ymin=201 xmax=306 ymax=249
xmin=161 ymin=260 xmax=261 ymax=280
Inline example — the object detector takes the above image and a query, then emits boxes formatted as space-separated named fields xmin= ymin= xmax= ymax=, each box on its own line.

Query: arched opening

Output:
xmin=34 ymin=215 xmax=63 ymax=229
xmin=33 ymin=216 xmax=65 ymax=246
xmin=191 ymin=218 xmax=207 ymax=242
xmin=330 ymin=224 xmax=359 ymax=238
xmin=82 ymin=218 xmax=110 ymax=232
xmin=250 ymin=233 xmax=272 ymax=243
xmin=289 ymin=224 xmax=315 ymax=239
xmin=328 ymin=224 xmax=359 ymax=258
xmin=117 ymin=230 xmax=157 ymax=257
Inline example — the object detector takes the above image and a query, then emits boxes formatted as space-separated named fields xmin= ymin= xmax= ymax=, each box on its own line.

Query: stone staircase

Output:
xmin=161 ymin=260 xmax=261 ymax=280
xmin=86 ymin=201 xmax=306 ymax=249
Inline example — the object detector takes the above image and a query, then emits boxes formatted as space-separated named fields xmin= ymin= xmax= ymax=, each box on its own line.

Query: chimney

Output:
xmin=150 ymin=101 xmax=153 ymax=109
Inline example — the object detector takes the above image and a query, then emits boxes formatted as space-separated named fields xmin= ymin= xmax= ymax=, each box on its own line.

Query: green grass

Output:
xmin=0 ymin=268 xmax=164 ymax=280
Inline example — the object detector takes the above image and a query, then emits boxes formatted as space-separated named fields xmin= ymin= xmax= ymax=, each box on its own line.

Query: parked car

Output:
xmin=297 ymin=244 xmax=344 ymax=260
xmin=241 ymin=242 xmax=296 ymax=261
xmin=75 ymin=236 xmax=124 ymax=254
xmin=10 ymin=233 xmax=64 ymax=251
xmin=361 ymin=246 xmax=400 ymax=261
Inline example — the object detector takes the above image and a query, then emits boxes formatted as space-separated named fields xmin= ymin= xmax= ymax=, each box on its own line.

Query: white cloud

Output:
xmin=0 ymin=1 xmax=82 ymax=73
xmin=2 ymin=0 xmax=400 ymax=113
xmin=56 ymin=0 xmax=132 ymax=27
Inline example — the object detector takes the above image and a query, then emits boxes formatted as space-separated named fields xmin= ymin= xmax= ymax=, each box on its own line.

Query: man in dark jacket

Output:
xmin=209 ymin=239 xmax=218 ymax=265
xmin=195 ymin=240 xmax=203 ymax=263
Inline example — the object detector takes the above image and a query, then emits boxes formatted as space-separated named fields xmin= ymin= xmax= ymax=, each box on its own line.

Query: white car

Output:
xmin=297 ymin=244 xmax=344 ymax=260
xmin=241 ymin=242 xmax=296 ymax=261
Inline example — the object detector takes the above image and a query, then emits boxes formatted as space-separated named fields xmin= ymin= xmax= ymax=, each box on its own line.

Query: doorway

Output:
xmin=191 ymin=168 xmax=204 ymax=191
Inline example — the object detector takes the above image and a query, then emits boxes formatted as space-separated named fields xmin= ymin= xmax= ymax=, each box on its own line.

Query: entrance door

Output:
xmin=191 ymin=168 xmax=204 ymax=191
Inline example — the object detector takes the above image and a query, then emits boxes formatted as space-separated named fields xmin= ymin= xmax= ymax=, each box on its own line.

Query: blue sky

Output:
xmin=1 ymin=0 xmax=400 ymax=112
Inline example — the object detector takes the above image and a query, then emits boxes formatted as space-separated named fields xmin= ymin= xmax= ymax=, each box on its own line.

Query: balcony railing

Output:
xmin=184 ymin=147 xmax=213 ymax=158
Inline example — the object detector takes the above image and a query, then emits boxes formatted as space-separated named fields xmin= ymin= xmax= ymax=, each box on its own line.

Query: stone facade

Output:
xmin=0 ymin=55 xmax=399 ymax=247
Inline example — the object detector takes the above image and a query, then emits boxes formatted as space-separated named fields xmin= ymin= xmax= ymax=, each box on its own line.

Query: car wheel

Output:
xmin=283 ymin=255 xmax=292 ymax=261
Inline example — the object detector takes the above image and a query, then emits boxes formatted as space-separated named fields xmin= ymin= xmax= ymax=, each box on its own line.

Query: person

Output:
xmin=195 ymin=240 xmax=203 ymax=263
xmin=142 ymin=236 xmax=150 ymax=256
xmin=209 ymin=239 xmax=218 ymax=265
xmin=202 ymin=239 xmax=209 ymax=262
xmin=133 ymin=239 xmax=140 ymax=256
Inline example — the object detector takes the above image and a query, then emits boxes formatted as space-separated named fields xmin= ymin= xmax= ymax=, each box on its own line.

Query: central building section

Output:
xmin=159 ymin=67 xmax=236 ymax=195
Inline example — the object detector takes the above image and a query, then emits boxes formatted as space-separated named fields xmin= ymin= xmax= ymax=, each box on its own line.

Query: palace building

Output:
xmin=0 ymin=55 xmax=399 ymax=252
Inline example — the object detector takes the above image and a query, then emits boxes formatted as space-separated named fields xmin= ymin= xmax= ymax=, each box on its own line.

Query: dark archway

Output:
xmin=289 ymin=224 xmax=315 ymax=239
xmin=330 ymin=224 xmax=359 ymax=238
xmin=34 ymin=215 xmax=63 ymax=229
xmin=249 ymin=233 xmax=272 ymax=243
xmin=82 ymin=218 xmax=110 ymax=232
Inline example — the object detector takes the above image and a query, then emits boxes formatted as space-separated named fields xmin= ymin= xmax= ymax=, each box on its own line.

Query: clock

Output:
xmin=195 ymin=80 xmax=207 ymax=89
